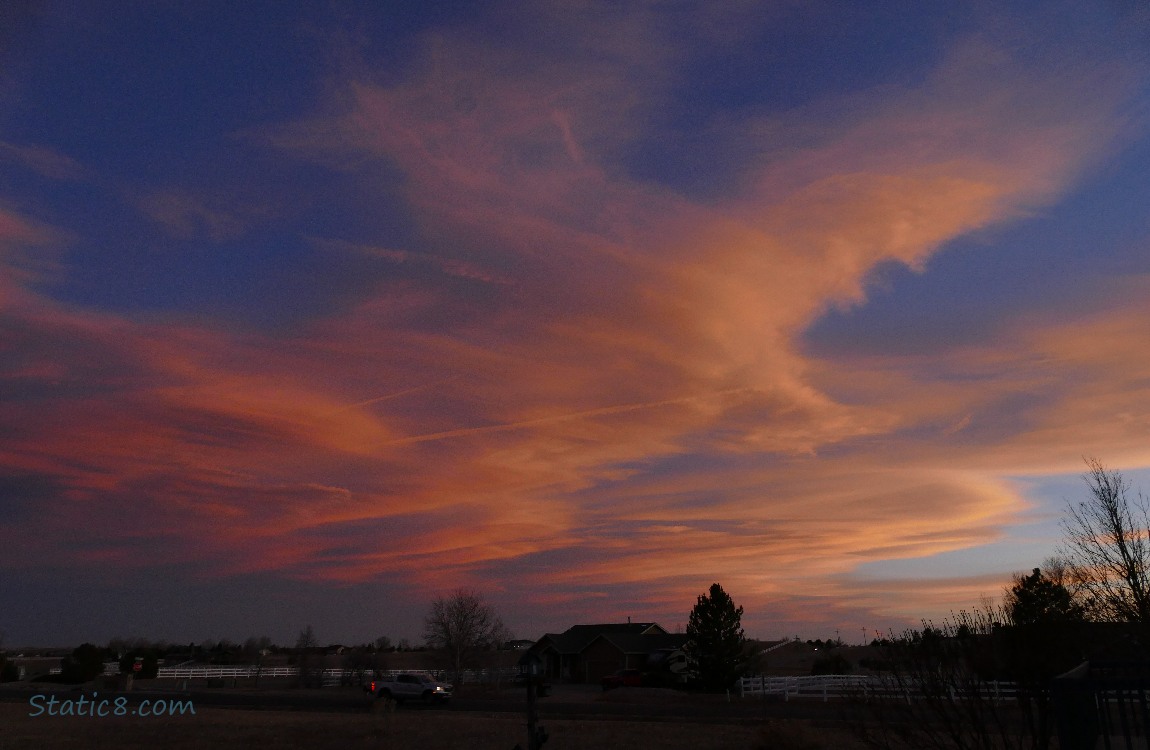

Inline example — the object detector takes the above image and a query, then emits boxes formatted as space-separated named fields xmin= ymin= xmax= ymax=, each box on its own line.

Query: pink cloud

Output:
xmin=3 ymin=8 xmax=1146 ymax=638
xmin=0 ymin=141 xmax=86 ymax=181
xmin=0 ymin=206 xmax=68 ymax=304
xmin=136 ymin=190 xmax=256 ymax=242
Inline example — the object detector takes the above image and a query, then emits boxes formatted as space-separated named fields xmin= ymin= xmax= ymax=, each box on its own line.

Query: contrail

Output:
xmin=381 ymin=387 xmax=754 ymax=447
xmin=330 ymin=376 xmax=463 ymax=414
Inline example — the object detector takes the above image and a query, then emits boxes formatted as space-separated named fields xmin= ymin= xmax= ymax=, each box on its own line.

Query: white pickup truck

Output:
xmin=365 ymin=673 xmax=453 ymax=705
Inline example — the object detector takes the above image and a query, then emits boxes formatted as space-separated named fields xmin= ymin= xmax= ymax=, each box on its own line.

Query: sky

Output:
xmin=3 ymin=1 xmax=1150 ymax=648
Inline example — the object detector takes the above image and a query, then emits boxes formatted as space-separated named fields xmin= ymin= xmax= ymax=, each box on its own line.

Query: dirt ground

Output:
xmin=0 ymin=702 xmax=863 ymax=750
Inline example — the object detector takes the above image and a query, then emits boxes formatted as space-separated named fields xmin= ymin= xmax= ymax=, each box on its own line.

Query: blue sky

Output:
xmin=3 ymin=1 xmax=1150 ymax=648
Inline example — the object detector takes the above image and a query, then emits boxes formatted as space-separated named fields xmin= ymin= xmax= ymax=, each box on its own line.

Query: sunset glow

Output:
xmin=3 ymin=2 xmax=1150 ymax=646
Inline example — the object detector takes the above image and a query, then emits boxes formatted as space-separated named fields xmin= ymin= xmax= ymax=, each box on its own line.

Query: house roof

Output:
xmin=530 ymin=623 xmax=672 ymax=655
xmin=592 ymin=632 xmax=688 ymax=654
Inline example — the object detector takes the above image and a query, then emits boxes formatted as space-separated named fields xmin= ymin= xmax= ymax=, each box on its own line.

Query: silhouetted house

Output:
xmin=528 ymin=622 xmax=688 ymax=683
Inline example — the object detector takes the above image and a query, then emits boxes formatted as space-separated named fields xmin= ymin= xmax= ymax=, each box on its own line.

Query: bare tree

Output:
xmin=1038 ymin=555 xmax=1074 ymax=591
xmin=423 ymin=588 xmax=509 ymax=687
xmin=849 ymin=607 xmax=1077 ymax=750
xmin=295 ymin=625 xmax=321 ymax=688
xmin=342 ymin=648 xmax=383 ymax=687
xmin=1062 ymin=459 xmax=1150 ymax=630
xmin=296 ymin=625 xmax=318 ymax=649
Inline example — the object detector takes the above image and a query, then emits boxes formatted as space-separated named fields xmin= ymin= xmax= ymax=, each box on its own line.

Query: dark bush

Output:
xmin=857 ymin=657 xmax=893 ymax=672
xmin=810 ymin=652 xmax=852 ymax=675
xmin=59 ymin=643 xmax=106 ymax=683
xmin=1 ymin=658 xmax=19 ymax=682
xmin=118 ymin=650 xmax=159 ymax=679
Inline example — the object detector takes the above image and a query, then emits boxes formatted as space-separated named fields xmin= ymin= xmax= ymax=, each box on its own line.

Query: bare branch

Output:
xmin=423 ymin=588 xmax=508 ymax=687
xmin=1060 ymin=459 xmax=1150 ymax=630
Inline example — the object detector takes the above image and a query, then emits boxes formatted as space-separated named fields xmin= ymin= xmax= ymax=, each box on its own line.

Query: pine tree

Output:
xmin=685 ymin=582 xmax=746 ymax=691
xmin=1006 ymin=567 xmax=1085 ymax=625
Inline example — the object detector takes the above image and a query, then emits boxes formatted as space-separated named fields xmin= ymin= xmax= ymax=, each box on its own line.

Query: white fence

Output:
xmin=158 ymin=665 xmax=520 ymax=686
xmin=157 ymin=666 xmax=298 ymax=679
xmin=739 ymin=674 xmax=871 ymax=701
xmin=60 ymin=664 xmax=520 ymax=686
xmin=739 ymin=674 xmax=1021 ymax=702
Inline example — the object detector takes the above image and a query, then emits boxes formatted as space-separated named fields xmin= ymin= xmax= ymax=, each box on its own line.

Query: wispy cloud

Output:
xmin=0 ymin=141 xmax=86 ymax=181
xmin=136 ymin=189 xmax=259 ymax=242
xmin=2 ymin=2 xmax=1148 ymax=641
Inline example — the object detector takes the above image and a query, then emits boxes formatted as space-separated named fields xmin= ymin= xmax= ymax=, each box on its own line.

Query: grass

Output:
xmin=0 ymin=703 xmax=865 ymax=750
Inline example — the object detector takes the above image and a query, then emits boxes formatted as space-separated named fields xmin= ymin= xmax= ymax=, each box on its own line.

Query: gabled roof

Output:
xmin=530 ymin=623 xmax=671 ymax=655
xmin=591 ymin=632 xmax=688 ymax=654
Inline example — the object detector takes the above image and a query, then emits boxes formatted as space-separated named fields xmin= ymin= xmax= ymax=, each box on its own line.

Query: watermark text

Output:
xmin=28 ymin=693 xmax=195 ymax=718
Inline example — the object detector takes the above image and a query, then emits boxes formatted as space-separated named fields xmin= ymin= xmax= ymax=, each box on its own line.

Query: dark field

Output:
xmin=0 ymin=702 xmax=870 ymax=750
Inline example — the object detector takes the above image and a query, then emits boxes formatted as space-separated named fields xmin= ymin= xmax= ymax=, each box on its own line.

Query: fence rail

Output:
xmin=739 ymin=674 xmax=1020 ymax=702
xmin=153 ymin=666 xmax=517 ymax=683
xmin=739 ymin=674 xmax=871 ymax=701
xmin=43 ymin=664 xmax=521 ymax=686
xmin=157 ymin=666 xmax=299 ymax=679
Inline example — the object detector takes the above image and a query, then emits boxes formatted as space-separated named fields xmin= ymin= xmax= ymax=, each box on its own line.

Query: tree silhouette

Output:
xmin=423 ymin=588 xmax=508 ymax=687
xmin=294 ymin=625 xmax=320 ymax=688
xmin=60 ymin=643 xmax=106 ymax=683
xmin=1006 ymin=567 xmax=1084 ymax=625
xmin=685 ymin=582 xmax=746 ymax=691
xmin=1063 ymin=459 xmax=1150 ymax=632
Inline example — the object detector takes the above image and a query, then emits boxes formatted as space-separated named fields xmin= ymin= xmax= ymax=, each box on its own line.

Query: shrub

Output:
xmin=1 ymin=658 xmax=19 ymax=682
xmin=59 ymin=643 xmax=106 ymax=683
xmin=119 ymin=650 xmax=159 ymax=679
xmin=810 ymin=653 xmax=852 ymax=675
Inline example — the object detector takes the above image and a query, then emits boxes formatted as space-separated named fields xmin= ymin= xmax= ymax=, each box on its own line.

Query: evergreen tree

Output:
xmin=1006 ymin=567 xmax=1085 ymax=625
xmin=685 ymin=582 xmax=746 ymax=690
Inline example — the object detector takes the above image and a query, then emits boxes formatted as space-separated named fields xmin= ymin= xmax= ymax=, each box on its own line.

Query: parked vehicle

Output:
xmin=645 ymin=647 xmax=691 ymax=687
xmin=513 ymin=672 xmax=553 ymax=697
xmin=601 ymin=668 xmax=644 ymax=691
xmin=365 ymin=673 xmax=453 ymax=704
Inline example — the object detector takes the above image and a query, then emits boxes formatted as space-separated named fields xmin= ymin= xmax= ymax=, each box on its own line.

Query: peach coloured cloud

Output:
xmin=166 ymin=26 xmax=1150 ymax=643
xmin=3 ymin=7 xmax=1148 ymax=639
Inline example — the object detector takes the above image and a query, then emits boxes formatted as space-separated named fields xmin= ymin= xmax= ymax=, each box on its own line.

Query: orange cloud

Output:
xmin=3 ymin=7 xmax=1146 ymax=640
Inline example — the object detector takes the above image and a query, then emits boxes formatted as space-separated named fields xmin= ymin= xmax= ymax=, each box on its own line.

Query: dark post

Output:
xmin=527 ymin=659 xmax=540 ymax=750
xmin=516 ymin=653 xmax=548 ymax=750
xmin=527 ymin=659 xmax=548 ymax=750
